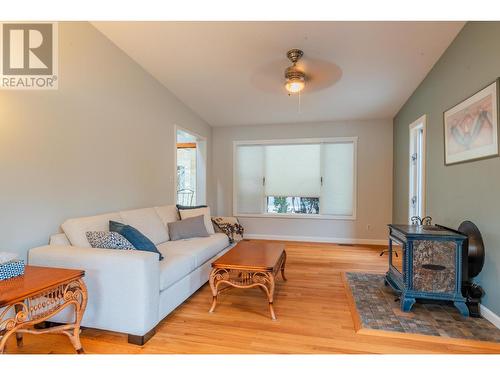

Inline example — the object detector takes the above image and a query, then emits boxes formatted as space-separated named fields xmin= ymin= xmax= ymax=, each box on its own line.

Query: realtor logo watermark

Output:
xmin=0 ymin=22 xmax=58 ymax=89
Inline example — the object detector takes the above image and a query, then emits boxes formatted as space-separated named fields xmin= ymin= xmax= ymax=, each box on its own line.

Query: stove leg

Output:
xmin=400 ymin=294 xmax=416 ymax=312
xmin=454 ymin=301 xmax=469 ymax=317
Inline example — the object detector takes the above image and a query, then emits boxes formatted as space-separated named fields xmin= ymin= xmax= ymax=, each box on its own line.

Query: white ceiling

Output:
xmin=93 ymin=22 xmax=464 ymax=127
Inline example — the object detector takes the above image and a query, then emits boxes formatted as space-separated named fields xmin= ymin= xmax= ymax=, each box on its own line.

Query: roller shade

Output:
xmin=264 ymin=144 xmax=321 ymax=197
xmin=236 ymin=145 xmax=264 ymax=214
xmin=321 ymin=142 xmax=355 ymax=216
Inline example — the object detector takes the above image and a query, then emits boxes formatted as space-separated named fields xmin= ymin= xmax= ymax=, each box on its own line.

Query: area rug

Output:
xmin=344 ymin=272 xmax=500 ymax=344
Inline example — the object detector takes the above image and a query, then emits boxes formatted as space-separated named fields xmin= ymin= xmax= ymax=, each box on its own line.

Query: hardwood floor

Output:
xmin=6 ymin=241 xmax=500 ymax=354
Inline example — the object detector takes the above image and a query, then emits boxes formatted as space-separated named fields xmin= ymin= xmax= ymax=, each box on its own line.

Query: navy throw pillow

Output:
xmin=109 ymin=221 xmax=163 ymax=261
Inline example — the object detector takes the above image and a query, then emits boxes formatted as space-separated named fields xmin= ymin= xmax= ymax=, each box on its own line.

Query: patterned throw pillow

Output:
xmin=85 ymin=231 xmax=136 ymax=250
xmin=211 ymin=216 xmax=244 ymax=243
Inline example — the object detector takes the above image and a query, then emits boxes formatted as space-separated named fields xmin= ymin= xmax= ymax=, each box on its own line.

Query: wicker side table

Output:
xmin=0 ymin=265 xmax=87 ymax=354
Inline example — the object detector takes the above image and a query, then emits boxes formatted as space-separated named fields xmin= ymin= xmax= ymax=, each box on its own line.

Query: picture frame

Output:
xmin=443 ymin=79 xmax=500 ymax=165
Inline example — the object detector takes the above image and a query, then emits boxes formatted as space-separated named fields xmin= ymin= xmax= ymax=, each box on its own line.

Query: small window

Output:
xmin=266 ymin=196 xmax=320 ymax=214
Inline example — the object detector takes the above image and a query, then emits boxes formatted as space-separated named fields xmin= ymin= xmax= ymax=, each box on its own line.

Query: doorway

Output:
xmin=408 ymin=115 xmax=426 ymax=222
xmin=175 ymin=127 xmax=207 ymax=206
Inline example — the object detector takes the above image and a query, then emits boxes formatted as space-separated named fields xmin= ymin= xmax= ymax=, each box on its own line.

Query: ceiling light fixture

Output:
xmin=284 ymin=49 xmax=305 ymax=94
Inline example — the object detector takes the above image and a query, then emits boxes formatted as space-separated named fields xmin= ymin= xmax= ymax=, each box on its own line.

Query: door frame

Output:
xmin=408 ymin=115 xmax=427 ymax=222
xmin=173 ymin=124 xmax=207 ymax=205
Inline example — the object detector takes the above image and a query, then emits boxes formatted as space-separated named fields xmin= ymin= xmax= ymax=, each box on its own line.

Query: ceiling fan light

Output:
xmin=285 ymin=77 xmax=305 ymax=93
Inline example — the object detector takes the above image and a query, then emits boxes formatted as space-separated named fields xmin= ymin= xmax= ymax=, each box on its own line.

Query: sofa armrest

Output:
xmin=28 ymin=245 xmax=160 ymax=336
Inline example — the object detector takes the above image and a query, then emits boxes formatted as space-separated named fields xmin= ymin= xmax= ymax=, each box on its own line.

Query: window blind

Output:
xmin=236 ymin=145 xmax=264 ymax=214
xmin=320 ymin=142 xmax=355 ymax=216
xmin=264 ymin=144 xmax=321 ymax=197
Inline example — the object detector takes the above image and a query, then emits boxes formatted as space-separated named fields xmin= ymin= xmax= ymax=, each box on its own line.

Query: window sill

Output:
xmin=234 ymin=213 xmax=357 ymax=221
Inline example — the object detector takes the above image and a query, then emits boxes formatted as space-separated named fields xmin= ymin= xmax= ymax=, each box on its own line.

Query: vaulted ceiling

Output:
xmin=93 ymin=21 xmax=464 ymax=127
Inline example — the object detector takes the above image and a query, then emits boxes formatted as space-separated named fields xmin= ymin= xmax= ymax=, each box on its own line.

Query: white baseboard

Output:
xmin=480 ymin=304 xmax=500 ymax=329
xmin=243 ymin=233 xmax=387 ymax=246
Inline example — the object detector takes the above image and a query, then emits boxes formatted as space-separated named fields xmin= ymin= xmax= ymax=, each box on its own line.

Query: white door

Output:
xmin=408 ymin=115 xmax=426 ymax=222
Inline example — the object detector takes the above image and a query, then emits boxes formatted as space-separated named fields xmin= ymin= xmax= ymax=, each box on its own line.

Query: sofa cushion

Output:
xmin=119 ymin=208 xmax=168 ymax=245
xmin=159 ymin=252 xmax=196 ymax=291
xmin=178 ymin=206 xmax=215 ymax=235
xmin=157 ymin=233 xmax=229 ymax=268
xmin=154 ymin=205 xmax=179 ymax=240
xmin=49 ymin=233 xmax=71 ymax=246
xmin=110 ymin=221 xmax=163 ymax=260
xmin=62 ymin=212 xmax=123 ymax=248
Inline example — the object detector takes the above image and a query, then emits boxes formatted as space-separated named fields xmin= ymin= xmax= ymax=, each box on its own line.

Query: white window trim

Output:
xmin=232 ymin=137 xmax=358 ymax=220
xmin=408 ymin=115 xmax=427 ymax=222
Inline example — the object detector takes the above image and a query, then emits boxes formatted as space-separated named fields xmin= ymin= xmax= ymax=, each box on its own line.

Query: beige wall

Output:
xmin=212 ymin=120 xmax=393 ymax=243
xmin=0 ymin=22 xmax=212 ymax=259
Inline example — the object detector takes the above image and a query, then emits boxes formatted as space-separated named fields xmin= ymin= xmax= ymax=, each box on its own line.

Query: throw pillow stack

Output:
xmin=109 ymin=221 xmax=164 ymax=260
xmin=175 ymin=205 xmax=215 ymax=235
xmin=85 ymin=221 xmax=164 ymax=261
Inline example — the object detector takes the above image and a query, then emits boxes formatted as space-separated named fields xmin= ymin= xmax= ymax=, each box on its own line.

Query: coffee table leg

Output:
xmin=280 ymin=251 xmax=287 ymax=281
xmin=266 ymin=272 xmax=277 ymax=320
xmin=268 ymin=302 xmax=277 ymax=320
xmin=208 ymin=268 xmax=219 ymax=313
xmin=209 ymin=296 xmax=217 ymax=313
xmin=14 ymin=304 xmax=24 ymax=348
xmin=70 ymin=279 xmax=87 ymax=354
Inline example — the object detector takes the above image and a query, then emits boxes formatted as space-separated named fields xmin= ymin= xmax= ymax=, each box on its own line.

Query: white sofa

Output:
xmin=28 ymin=205 xmax=232 ymax=345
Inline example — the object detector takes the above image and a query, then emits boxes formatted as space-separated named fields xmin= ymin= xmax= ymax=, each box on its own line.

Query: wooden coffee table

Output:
xmin=209 ymin=241 xmax=287 ymax=320
xmin=0 ymin=265 xmax=87 ymax=354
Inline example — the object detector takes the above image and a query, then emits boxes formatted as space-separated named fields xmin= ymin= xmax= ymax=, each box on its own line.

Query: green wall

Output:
xmin=393 ymin=22 xmax=500 ymax=316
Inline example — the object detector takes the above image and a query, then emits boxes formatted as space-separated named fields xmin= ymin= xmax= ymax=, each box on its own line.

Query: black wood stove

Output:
xmin=385 ymin=220 xmax=485 ymax=317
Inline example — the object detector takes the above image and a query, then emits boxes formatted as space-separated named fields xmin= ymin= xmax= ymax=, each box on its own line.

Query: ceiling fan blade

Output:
xmin=250 ymin=58 xmax=342 ymax=94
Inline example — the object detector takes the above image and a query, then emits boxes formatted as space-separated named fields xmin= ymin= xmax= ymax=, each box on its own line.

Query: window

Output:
xmin=233 ymin=137 xmax=357 ymax=219
xmin=177 ymin=144 xmax=197 ymax=205
xmin=176 ymin=128 xmax=207 ymax=206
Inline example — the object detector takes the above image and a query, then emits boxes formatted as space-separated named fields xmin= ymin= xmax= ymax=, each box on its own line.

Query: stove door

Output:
xmin=389 ymin=236 xmax=405 ymax=275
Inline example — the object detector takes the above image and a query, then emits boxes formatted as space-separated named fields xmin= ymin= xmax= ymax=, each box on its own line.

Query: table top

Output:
xmin=389 ymin=224 xmax=466 ymax=238
xmin=212 ymin=241 xmax=285 ymax=271
xmin=0 ymin=265 xmax=84 ymax=307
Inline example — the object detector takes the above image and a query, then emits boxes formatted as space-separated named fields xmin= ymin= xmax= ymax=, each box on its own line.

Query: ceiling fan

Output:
xmin=249 ymin=49 xmax=342 ymax=95
xmin=284 ymin=49 xmax=306 ymax=94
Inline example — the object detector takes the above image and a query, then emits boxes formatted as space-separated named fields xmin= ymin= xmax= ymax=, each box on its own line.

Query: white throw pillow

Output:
xmin=178 ymin=206 xmax=215 ymax=235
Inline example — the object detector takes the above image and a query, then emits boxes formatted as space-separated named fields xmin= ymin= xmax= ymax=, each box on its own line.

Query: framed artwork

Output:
xmin=443 ymin=79 xmax=499 ymax=165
